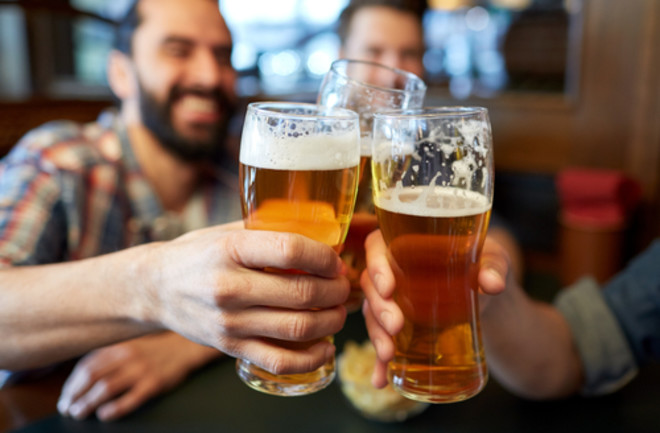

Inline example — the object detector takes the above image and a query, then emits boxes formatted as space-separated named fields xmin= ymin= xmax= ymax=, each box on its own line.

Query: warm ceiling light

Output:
xmin=489 ymin=0 xmax=532 ymax=10
xmin=428 ymin=0 xmax=475 ymax=10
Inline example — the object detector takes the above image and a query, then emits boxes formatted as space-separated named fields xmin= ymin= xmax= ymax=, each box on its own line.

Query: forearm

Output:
xmin=481 ymin=283 xmax=584 ymax=399
xmin=0 ymin=243 xmax=161 ymax=370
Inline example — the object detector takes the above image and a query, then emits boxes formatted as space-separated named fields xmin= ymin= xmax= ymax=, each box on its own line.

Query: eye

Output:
xmin=366 ymin=47 xmax=383 ymax=58
xmin=163 ymin=41 xmax=192 ymax=58
xmin=214 ymin=47 xmax=233 ymax=67
xmin=402 ymin=49 xmax=423 ymax=61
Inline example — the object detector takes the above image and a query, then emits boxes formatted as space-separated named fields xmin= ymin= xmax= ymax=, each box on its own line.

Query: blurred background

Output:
xmin=0 ymin=0 xmax=658 ymax=288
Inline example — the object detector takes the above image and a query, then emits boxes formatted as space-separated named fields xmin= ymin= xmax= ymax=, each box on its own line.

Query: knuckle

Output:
xmin=263 ymin=353 xmax=288 ymax=375
xmin=213 ymin=276 xmax=243 ymax=308
xmin=74 ymin=365 xmax=98 ymax=385
xmin=93 ymin=379 xmax=111 ymax=397
xmin=277 ymin=234 xmax=305 ymax=265
xmin=215 ymin=313 xmax=239 ymax=337
xmin=216 ymin=336 xmax=239 ymax=358
xmin=285 ymin=314 xmax=312 ymax=341
xmin=291 ymin=276 xmax=316 ymax=307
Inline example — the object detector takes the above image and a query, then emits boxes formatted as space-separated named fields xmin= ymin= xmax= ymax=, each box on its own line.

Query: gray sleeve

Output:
xmin=554 ymin=277 xmax=639 ymax=396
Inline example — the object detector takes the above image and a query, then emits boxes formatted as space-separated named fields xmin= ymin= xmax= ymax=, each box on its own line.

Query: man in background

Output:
xmin=336 ymin=0 xmax=524 ymax=280
xmin=337 ymin=0 xmax=427 ymax=79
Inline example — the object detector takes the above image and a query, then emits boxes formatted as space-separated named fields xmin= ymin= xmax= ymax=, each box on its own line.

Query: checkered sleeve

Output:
xmin=0 ymin=140 xmax=68 ymax=268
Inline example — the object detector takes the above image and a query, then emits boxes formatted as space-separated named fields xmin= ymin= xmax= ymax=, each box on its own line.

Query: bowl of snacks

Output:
xmin=337 ymin=340 xmax=430 ymax=422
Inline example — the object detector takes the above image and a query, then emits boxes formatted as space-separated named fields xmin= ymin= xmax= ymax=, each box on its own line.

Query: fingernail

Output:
xmin=380 ymin=310 xmax=393 ymax=332
xmin=97 ymin=406 xmax=114 ymax=421
xmin=57 ymin=399 xmax=69 ymax=414
xmin=69 ymin=403 xmax=83 ymax=418
xmin=487 ymin=268 xmax=503 ymax=283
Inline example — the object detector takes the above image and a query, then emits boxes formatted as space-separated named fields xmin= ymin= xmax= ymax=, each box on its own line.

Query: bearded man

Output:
xmin=0 ymin=0 xmax=348 ymax=422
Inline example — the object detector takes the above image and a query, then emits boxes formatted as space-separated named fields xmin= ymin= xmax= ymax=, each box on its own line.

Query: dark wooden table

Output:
xmin=2 ymin=313 xmax=660 ymax=433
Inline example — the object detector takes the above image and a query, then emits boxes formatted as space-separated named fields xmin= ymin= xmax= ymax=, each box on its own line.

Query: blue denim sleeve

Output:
xmin=601 ymin=239 xmax=660 ymax=366
xmin=555 ymin=277 xmax=638 ymax=396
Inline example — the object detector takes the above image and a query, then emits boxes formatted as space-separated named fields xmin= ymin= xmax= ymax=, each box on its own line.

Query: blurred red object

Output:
xmin=556 ymin=168 xmax=642 ymax=285
xmin=556 ymin=168 xmax=642 ymax=229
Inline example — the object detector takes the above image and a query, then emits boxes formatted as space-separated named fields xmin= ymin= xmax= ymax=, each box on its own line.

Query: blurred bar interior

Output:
xmin=0 ymin=0 xmax=658 ymax=292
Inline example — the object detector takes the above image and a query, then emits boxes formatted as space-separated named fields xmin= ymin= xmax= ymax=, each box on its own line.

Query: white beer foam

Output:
xmin=240 ymin=131 xmax=360 ymax=170
xmin=375 ymin=185 xmax=491 ymax=218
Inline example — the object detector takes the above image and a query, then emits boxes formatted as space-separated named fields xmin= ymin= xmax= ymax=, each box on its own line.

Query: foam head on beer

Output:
xmin=239 ymin=117 xmax=359 ymax=172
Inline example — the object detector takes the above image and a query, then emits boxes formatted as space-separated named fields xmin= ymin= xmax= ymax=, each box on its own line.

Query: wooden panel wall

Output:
xmin=0 ymin=100 xmax=112 ymax=157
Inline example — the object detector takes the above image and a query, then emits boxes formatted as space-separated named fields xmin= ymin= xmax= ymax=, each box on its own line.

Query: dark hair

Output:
xmin=337 ymin=0 xmax=427 ymax=45
xmin=114 ymin=0 xmax=142 ymax=55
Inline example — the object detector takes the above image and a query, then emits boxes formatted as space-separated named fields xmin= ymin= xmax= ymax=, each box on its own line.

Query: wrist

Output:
xmin=121 ymin=242 xmax=165 ymax=332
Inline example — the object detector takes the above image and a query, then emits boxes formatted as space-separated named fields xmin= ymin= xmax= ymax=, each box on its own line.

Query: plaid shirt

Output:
xmin=0 ymin=109 xmax=242 ymax=269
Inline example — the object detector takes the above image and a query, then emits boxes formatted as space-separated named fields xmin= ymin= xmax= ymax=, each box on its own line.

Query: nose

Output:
xmin=380 ymin=51 xmax=405 ymax=73
xmin=189 ymin=49 xmax=226 ymax=88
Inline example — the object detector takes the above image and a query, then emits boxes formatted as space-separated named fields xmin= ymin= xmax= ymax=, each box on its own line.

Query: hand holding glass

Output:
xmin=237 ymin=102 xmax=360 ymax=396
xmin=371 ymin=107 xmax=494 ymax=403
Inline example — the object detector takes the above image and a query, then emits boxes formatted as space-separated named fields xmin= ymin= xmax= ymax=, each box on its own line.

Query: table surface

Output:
xmin=3 ymin=313 xmax=660 ymax=433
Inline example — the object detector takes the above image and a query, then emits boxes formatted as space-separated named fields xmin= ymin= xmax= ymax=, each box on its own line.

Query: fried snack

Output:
xmin=337 ymin=340 xmax=429 ymax=422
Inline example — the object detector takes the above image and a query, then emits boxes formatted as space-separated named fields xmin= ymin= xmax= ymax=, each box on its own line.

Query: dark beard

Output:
xmin=138 ymin=80 xmax=236 ymax=164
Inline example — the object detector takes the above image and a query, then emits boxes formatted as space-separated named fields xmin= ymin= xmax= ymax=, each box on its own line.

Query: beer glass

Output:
xmin=317 ymin=59 xmax=426 ymax=312
xmin=371 ymin=107 xmax=493 ymax=403
xmin=237 ymin=102 xmax=360 ymax=396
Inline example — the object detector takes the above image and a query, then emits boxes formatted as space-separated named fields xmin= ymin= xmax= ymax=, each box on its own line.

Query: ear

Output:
xmin=107 ymin=50 xmax=136 ymax=101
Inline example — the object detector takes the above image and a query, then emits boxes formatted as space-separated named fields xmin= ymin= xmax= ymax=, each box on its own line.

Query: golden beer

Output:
xmin=240 ymin=164 xmax=358 ymax=250
xmin=237 ymin=101 xmax=360 ymax=396
xmin=341 ymin=155 xmax=379 ymax=310
xmin=375 ymin=186 xmax=491 ymax=403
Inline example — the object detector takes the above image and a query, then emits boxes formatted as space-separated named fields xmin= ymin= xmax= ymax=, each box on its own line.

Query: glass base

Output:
xmin=389 ymin=369 xmax=488 ymax=404
xmin=236 ymin=358 xmax=335 ymax=397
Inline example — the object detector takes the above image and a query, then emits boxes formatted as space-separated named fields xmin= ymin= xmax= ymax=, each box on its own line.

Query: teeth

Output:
xmin=181 ymin=96 xmax=217 ymax=113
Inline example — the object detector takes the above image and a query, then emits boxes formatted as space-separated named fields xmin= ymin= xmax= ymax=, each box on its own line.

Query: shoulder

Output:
xmin=3 ymin=110 xmax=122 ymax=174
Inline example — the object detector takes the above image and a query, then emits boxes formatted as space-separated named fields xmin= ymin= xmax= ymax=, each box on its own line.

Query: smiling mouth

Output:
xmin=179 ymin=95 xmax=221 ymax=118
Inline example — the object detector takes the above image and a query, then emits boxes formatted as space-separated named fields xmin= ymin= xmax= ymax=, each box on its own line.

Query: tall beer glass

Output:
xmin=371 ymin=107 xmax=494 ymax=403
xmin=317 ymin=59 xmax=426 ymax=312
xmin=237 ymin=102 xmax=360 ymax=396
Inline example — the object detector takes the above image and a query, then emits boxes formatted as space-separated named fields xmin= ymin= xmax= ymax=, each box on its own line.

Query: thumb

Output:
xmin=478 ymin=236 xmax=511 ymax=295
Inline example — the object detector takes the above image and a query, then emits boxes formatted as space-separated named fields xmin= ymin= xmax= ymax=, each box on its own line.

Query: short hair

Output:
xmin=114 ymin=0 xmax=142 ymax=55
xmin=337 ymin=0 xmax=427 ymax=46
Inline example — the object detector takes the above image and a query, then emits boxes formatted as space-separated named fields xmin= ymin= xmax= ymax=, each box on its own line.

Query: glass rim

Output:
xmin=248 ymin=101 xmax=359 ymax=121
xmin=328 ymin=58 xmax=427 ymax=95
xmin=373 ymin=106 xmax=488 ymax=120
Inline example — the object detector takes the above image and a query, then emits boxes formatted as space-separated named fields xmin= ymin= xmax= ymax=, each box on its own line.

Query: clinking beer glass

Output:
xmin=371 ymin=107 xmax=493 ymax=403
xmin=237 ymin=102 xmax=360 ymax=396
xmin=317 ymin=59 xmax=426 ymax=312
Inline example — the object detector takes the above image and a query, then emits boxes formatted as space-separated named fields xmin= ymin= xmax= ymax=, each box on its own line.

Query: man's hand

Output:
xmin=140 ymin=225 xmax=350 ymax=376
xmin=57 ymin=333 xmax=219 ymax=421
xmin=361 ymin=230 xmax=510 ymax=388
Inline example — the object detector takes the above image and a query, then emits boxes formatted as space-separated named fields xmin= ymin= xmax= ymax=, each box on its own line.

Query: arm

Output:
xmin=479 ymin=276 xmax=584 ymax=399
xmin=0 ymin=224 xmax=349 ymax=375
xmin=361 ymin=230 xmax=584 ymax=399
